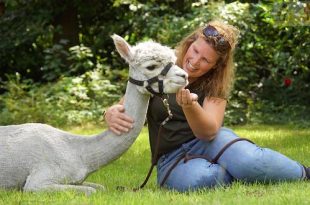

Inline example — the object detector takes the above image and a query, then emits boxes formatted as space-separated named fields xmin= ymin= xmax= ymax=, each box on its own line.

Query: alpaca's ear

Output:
xmin=111 ymin=34 xmax=133 ymax=63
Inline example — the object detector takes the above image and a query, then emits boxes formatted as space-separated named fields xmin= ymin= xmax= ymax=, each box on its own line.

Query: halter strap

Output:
xmin=128 ymin=62 xmax=173 ymax=96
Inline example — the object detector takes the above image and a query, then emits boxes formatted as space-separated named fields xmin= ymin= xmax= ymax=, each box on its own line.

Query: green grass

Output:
xmin=0 ymin=124 xmax=309 ymax=205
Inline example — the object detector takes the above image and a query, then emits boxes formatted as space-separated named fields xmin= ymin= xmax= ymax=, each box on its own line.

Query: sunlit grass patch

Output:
xmin=0 ymin=124 xmax=309 ymax=205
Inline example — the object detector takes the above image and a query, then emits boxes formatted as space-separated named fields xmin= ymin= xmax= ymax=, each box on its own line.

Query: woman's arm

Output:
xmin=176 ymin=88 xmax=226 ymax=141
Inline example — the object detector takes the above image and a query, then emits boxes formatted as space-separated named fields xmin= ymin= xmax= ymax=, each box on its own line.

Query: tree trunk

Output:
xmin=0 ymin=1 xmax=5 ymax=16
xmin=53 ymin=3 xmax=79 ymax=47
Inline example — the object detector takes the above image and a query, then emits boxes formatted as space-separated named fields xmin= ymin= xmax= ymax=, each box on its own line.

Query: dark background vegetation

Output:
xmin=0 ymin=0 xmax=309 ymax=127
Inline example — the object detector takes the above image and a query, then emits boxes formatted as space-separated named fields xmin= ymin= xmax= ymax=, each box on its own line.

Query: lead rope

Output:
xmin=116 ymin=95 xmax=173 ymax=192
xmin=131 ymin=95 xmax=172 ymax=191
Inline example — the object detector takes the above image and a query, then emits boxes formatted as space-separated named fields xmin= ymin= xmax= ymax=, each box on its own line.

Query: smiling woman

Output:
xmin=181 ymin=37 xmax=219 ymax=82
xmin=104 ymin=20 xmax=309 ymax=192
xmin=175 ymin=20 xmax=239 ymax=99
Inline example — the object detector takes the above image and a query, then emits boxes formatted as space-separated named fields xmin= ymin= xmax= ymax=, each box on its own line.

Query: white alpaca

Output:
xmin=0 ymin=35 xmax=188 ymax=195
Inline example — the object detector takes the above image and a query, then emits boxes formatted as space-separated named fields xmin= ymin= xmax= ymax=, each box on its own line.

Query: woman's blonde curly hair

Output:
xmin=175 ymin=20 xmax=240 ymax=99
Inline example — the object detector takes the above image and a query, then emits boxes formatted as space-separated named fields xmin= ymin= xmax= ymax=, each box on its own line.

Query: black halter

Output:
xmin=128 ymin=62 xmax=173 ymax=96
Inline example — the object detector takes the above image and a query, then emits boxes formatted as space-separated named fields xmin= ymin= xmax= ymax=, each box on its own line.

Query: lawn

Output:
xmin=0 ymin=124 xmax=309 ymax=205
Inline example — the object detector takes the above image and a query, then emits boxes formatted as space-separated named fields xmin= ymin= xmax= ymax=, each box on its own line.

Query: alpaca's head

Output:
xmin=112 ymin=34 xmax=188 ymax=94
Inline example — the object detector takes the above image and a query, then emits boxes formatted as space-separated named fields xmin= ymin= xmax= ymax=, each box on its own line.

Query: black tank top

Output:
xmin=146 ymin=88 xmax=205 ymax=162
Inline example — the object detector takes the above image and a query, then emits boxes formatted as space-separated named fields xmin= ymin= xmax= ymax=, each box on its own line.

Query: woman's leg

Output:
xmin=202 ymin=127 xmax=306 ymax=182
xmin=157 ymin=127 xmax=305 ymax=192
xmin=157 ymin=139 xmax=233 ymax=192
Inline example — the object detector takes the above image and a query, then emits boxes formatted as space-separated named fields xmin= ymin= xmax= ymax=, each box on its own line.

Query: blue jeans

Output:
xmin=157 ymin=127 xmax=305 ymax=192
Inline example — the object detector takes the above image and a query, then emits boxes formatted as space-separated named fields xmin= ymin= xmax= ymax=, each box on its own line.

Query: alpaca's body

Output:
xmin=0 ymin=123 xmax=91 ymax=189
xmin=0 ymin=83 xmax=147 ymax=191
xmin=0 ymin=35 xmax=188 ymax=195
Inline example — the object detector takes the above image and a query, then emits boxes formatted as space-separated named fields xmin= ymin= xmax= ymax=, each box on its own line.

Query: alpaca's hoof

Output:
xmin=83 ymin=182 xmax=105 ymax=191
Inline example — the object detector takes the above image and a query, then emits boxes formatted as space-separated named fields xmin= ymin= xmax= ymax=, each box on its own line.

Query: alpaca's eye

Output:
xmin=146 ymin=65 xmax=156 ymax=70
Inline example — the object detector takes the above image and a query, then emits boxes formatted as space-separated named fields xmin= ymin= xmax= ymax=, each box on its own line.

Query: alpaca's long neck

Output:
xmin=75 ymin=82 xmax=150 ymax=173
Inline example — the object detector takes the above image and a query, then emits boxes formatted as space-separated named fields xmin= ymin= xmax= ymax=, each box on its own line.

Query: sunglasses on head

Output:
xmin=203 ymin=25 xmax=231 ymax=52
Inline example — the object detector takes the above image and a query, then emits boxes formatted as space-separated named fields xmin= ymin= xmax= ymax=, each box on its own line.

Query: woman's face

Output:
xmin=182 ymin=37 xmax=219 ymax=83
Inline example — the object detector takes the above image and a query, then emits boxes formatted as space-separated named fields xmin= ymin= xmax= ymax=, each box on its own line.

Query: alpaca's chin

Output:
xmin=165 ymin=82 xmax=188 ymax=93
xmin=164 ymin=87 xmax=182 ymax=94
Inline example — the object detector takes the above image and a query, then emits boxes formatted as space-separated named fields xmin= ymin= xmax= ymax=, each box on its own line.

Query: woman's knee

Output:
xmin=216 ymin=127 xmax=239 ymax=139
xmin=159 ymin=159 xmax=233 ymax=192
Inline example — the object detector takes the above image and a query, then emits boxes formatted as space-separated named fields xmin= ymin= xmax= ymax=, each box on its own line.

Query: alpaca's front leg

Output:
xmin=24 ymin=183 xmax=97 ymax=196
xmin=23 ymin=167 xmax=101 ymax=195
xmin=82 ymin=182 xmax=105 ymax=191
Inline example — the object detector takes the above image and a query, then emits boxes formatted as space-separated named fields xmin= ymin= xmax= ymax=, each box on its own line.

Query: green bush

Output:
xmin=0 ymin=69 xmax=123 ymax=126
xmin=0 ymin=1 xmax=309 ymax=126
xmin=203 ymin=2 xmax=310 ymax=125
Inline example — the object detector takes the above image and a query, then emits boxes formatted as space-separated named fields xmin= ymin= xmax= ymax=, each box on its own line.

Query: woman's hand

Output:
xmin=176 ymin=88 xmax=198 ymax=108
xmin=104 ymin=104 xmax=134 ymax=135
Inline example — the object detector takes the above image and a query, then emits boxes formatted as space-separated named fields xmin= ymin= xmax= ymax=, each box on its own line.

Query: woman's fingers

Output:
xmin=105 ymin=104 xmax=134 ymax=135
xmin=110 ymin=127 xmax=121 ymax=136
xmin=190 ymin=93 xmax=198 ymax=101
xmin=176 ymin=88 xmax=198 ymax=107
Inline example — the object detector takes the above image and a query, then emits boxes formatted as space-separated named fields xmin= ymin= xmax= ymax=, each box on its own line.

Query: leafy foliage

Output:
xmin=0 ymin=0 xmax=309 ymax=126
xmin=220 ymin=2 xmax=310 ymax=125
xmin=0 ymin=70 xmax=122 ymax=126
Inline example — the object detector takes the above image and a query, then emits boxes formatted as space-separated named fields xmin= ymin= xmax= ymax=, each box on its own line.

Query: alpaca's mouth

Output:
xmin=171 ymin=77 xmax=188 ymax=87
